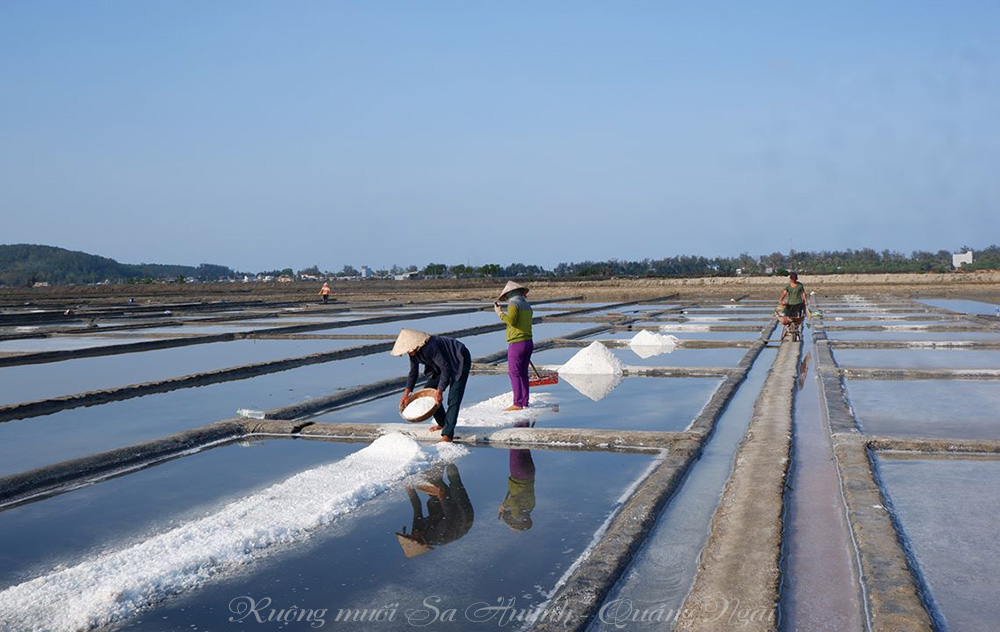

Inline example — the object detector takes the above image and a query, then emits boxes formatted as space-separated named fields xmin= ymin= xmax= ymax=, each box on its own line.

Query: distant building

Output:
xmin=953 ymin=251 xmax=973 ymax=268
xmin=360 ymin=266 xmax=372 ymax=279
xmin=277 ymin=275 xmax=294 ymax=283
xmin=394 ymin=271 xmax=421 ymax=281
xmin=32 ymin=281 xmax=50 ymax=287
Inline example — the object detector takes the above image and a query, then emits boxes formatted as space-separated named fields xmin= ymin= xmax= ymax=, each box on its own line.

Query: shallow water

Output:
xmin=847 ymin=380 xmax=1000 ymax=439
xmin=825 ymin=330 xmax=1000 ymax=342
xmin=0 ymin=439 xmax=360 ymax=587
xmin=49 ymin=445 xmax=655 ymax=631
xmin=0 ymin=338 xmax=364 ymax=406
xmin=591 ymin=349 xmax=775 ymax=630
xmin=0 ymin=336 xmax=157 ymax=353
xmin=877 ymin=455 xmax=1000 ymax=630
xmin=532 ymin=345 xmax=746 ymax=369
xmin=918 ymin=298 xmax=1000 ymax=316
xmin=833 ymin=348 xmax=1000 ymax=370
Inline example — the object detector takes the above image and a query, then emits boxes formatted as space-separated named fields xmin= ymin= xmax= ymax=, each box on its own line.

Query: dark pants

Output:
xmin=786 ymin=303 xmax=805 ymax=319
xmin=507 ymin=339 xmax=533 ymax=408
xmin=425 ymin=348 xmax=472 ymax=439
xmin=322 ymin=294 xmax=329 ymax=304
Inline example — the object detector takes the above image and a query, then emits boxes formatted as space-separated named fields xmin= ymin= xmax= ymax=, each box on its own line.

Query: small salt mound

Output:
xmin=401 ymin=396 xmax=437 ymax=421
xmin=659 ymin=323 xmax=711 ymax=332
xmin=458 ymin=392 xmax=558 ymax=428
xmin=558 ymin=341 xmax=625 ymax=375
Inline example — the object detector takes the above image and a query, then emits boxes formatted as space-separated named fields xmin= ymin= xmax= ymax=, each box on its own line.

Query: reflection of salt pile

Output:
xmin=558 ymin=341 xmax=625 ymax=401
xmin=401 ymin=396 xmax=437 ymax=421
xmin=628 ymin=330 xmax=679 ymax=359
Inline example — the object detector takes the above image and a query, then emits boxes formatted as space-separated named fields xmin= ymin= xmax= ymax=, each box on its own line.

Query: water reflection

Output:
xmin=396 ymin=464 xmax=475 ymax=558
xmin=797 ymin=351 xmax=812 ymax=391
xmin=499 ymin=446 xmax=536 ymax=532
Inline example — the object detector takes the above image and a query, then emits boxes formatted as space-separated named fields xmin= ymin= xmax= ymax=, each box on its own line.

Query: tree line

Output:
xmin=3 ymin=243 xmax=1000 ymax=287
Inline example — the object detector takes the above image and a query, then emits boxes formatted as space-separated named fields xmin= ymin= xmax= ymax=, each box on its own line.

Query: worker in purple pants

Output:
xmin=495 ymin=281 xmax=533 ymax=411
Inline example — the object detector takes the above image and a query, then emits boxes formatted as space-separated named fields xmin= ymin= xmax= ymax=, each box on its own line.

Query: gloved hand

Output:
xmin=494 ymin=302 xmax=503 ymax=317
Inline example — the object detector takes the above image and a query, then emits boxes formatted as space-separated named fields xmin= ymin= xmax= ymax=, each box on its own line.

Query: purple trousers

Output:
xmin=507 ymin=339 xmax=534 ymax=408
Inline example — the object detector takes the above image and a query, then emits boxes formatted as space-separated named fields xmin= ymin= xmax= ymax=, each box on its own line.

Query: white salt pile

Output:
xmin=561 ymin=372 xmax=624 ymax=402
xmin=558 ymin=341 xmax=625 ymax=375
xmin=629 ymin=330 xmax=680 ymax=359
xmin=401 ymin=396 xmax=437 ymax=421
xmin=629 ymin=330 xmax=680 ymax=348
xmin=0 ymin=433 xmax=463 ymax=632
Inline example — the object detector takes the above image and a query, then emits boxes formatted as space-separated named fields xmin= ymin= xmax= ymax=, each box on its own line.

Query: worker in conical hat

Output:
xmin=494 ymin=281 xmax=533 ymax=411
xmin=392 ymin=329 xmax=471 ymax=443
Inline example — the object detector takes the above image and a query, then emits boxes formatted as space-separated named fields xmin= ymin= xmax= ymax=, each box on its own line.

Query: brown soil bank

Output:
xmin=2 ymin=272 xmax=999 ymax=307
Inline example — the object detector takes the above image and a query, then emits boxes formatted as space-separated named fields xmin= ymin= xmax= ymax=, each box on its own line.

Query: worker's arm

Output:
xmin=405 ymin=355 xmax=420 ymax=392
xmin=498 ymin=301 xmax=519 ymax=326
xmin=778 ymin=288 xmax=789 ymax=305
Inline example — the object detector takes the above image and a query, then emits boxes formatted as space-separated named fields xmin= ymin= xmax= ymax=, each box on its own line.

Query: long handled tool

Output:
xmin=529 ymin=360 xmax=559 ymax=387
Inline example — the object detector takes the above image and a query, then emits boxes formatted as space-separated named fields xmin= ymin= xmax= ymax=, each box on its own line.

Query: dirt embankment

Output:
xmin=2 ymin=272 xmax=999 ymax=308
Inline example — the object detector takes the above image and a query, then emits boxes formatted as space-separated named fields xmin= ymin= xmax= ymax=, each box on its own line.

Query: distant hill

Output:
xmin=0 ymin=244 xmax=234 ymax=286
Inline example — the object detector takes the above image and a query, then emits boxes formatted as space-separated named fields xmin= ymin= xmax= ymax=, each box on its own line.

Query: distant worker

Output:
xmin=494 ymin=281 xmax=533 ymax=411
xmin=393 ymin=329 xmax=471 ymax=443
xmin=318 ymin=282 xmax=332 ymax=304
xmin=778 ymin=272 xmax=808 ymax=337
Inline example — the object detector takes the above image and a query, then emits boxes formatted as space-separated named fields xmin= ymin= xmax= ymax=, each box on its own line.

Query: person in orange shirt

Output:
xmin=318 ymin=282 xmax=332 ymax=304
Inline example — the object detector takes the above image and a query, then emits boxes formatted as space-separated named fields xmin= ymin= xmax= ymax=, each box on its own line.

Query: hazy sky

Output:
xmin=2 ymin=2 xmax=999 ymax=272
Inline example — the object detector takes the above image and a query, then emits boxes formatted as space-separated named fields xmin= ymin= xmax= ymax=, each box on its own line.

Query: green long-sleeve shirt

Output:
xmin=499 ymin=295 xmax=533 ymax=343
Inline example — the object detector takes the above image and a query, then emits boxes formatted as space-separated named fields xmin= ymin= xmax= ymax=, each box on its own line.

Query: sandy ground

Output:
xmin=2 ymin=272 xmax=1000 ymax=307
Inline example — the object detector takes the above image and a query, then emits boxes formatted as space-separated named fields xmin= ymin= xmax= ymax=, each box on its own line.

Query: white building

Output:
xmin=952 ymin=251 xmax=973 ymax=268
xmin=360 ymin=266 xmax=372 ymax=279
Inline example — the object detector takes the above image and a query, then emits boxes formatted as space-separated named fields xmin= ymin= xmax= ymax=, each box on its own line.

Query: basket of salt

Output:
xmin=400 ymin=388 xmax=440 ymax=422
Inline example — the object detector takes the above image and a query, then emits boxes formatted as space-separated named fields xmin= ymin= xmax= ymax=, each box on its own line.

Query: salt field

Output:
xmin=1 ymin=291 xmax=999 ymax=631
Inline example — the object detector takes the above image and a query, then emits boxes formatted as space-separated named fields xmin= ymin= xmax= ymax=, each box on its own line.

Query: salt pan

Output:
xmin=0 ymin=433 xmax=461 ymax=632
xmin=558 ymin=341 xmax=625 ymax=375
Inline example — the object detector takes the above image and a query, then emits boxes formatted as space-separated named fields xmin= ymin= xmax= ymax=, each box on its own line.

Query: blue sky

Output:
xmin=2 ymin=1 xmax=998 ymax=272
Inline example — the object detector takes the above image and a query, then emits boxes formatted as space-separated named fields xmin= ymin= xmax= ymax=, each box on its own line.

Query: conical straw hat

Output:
xmin=498 ymin=281 xmax=529 ymax=301
xmin=391 ymin=329 xmax=430 ymax=356
xmin=396 ymin=533 xmax=433 ymax=558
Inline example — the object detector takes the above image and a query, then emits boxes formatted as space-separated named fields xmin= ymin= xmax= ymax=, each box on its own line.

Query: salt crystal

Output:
xmin=402 ymin=396 xmax=437 ymax=421
xmin=629 ymin=330 xmax=680 ymax=348
xmin=558 ymin=341 xmax=625 ymax=375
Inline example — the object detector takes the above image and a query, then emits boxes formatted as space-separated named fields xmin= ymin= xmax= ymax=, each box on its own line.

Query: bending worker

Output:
xmin=778 ymin=272 xmax=808 ymax=323
xmin=392 ymin=329 xmax=471 ymax=443
xmin=494 ymin=281 xmax=533 ymax=412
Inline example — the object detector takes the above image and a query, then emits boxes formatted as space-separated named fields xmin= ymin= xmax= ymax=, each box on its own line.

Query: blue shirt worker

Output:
xmin=393 ymin=329 xmax=471 ymax=443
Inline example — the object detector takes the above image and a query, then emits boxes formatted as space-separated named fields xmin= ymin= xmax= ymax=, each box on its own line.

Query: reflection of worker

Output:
xmin=494 ymin=281 xmax=533 ymax=411
xmin=798 ymin=351 xmax=812 ymax=390
xmin=778 ymin=272 xmax=807 ymax=324
xmin=499 ymin=442 xmax=536 ymax=532
xmin=393 ymin=329 xmax=471 ymax=443
xmin=396 ymin=464 xmax=475 ymax=558
xmin=318 ymin=282 xmax=332 ymax=304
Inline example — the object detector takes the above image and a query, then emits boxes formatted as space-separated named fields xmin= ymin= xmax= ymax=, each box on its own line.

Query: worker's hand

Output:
xmin=434 ymin=390 xmax=443 ymax=405
xmin=399 ymin=389 xmax=411 ymax=412
xmin=493 ymin=302 xmax=503 ymax=317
